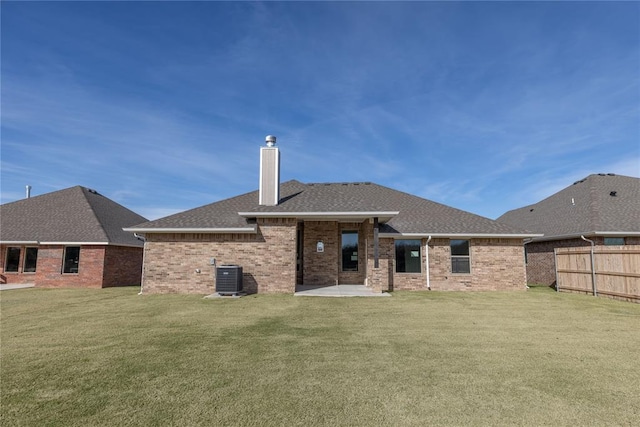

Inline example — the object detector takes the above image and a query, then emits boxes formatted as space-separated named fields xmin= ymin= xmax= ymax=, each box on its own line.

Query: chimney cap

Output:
xmin=265 ymin=135 xmax=276 ymax=147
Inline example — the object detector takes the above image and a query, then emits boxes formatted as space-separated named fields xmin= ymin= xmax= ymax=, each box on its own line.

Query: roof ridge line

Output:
xmin=80 ymin=187 xmax=112 ymax=243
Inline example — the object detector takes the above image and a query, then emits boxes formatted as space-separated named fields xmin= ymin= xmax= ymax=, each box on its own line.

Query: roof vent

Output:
xmin=598 ymin=173 xmax=606 ymax=176
xmin=529 ymin=208 xmax=534 ymax=212
xmin=265 ymin=135 xmax=276 ymax=147
xmin=610 ymin=191 xmax=617 ymax=197
xmin=26 ymin=185 xmax=31 ymax=199
xmin=607 ymin=173 xmax=615 ymax=176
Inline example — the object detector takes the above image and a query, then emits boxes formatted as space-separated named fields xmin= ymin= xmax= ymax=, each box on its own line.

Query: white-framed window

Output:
xmin=62 ymin=246 xmax=80 ymax=274
xmin=450 ymin=239 xmax=470 ymax=274
xmin=395 ymin=240 xmax=421 ymax=273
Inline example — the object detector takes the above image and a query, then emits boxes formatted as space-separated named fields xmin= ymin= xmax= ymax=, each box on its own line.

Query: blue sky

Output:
xmin=2 ymin=1 xmax=639 ymax=220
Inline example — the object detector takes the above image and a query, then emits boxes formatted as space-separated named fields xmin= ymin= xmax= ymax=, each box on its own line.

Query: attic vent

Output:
xmin=610 ymin=191 xmax=617 ymax=197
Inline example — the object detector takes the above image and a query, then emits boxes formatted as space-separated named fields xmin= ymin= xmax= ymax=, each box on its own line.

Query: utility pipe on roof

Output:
xmin=580 ymin=235 xmax=597 ymax=297
xmin=426 ymin=236 xmax=432 ymax=290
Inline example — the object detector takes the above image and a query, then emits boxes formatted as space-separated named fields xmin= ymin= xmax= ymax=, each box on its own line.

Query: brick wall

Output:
xmin=0 ymin=244 xmax=36 ymax=285
xmin=390 ymin=238 xmax=428 ymax=291
xmin=302 ymin=221 xmax=339 ymax=286
xmin=426 ymin=238 xmax=526 ymax=291
xmin=525 ymin=236 xmax=640 ymax=287
xmin=364 ymin=228 xmax=393 ymax=292
xmin=362 ymin=237 xmax=526 ymax=292
xmin=301 ymin=221 xmax=367 ymax=286
xmin=138 ymin=218 xmax=528 ymax=294
xmin=37 ymin=245 xmax=105 ymax=288
xmin=141 ymin=218 xmax=297 ymax=294
xmin=102 ymin=246 xmax=144 ymax=287
xmin=0 ymin=244 xmax=105 ymax=288
xmin=1 ymin=244 xmax=142 ymax=288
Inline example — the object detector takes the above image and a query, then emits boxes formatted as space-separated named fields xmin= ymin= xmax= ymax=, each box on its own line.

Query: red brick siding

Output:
xmin=0 ymin=244 xmax=104 ymax=288
xmin=141 ymin=218 xmax=297 ymax=294
xmin=37 ymin=245 xmax=105 ymax=288
xmin=102 ymin=246 xmax=144 ymax=287
xmin=0 ymin=245 xmax=36 ymax=284
xmin=1 ymin=244 xmax=142 ymax=288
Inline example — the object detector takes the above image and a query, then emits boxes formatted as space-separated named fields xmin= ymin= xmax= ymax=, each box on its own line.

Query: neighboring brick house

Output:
xmin=0 ymin=186 xmax=147 ymax=288
xmin=126 ymin=136 xmax=538 ymax=295
xmin=498 ymin=174 xmax=640 ymax=287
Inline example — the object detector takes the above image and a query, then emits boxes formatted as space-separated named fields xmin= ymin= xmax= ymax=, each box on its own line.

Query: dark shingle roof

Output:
xmin=131 ymin=180 xmax=532 ymax=236
xmin=498 ymin=174 xmax=640 ymax=239
xmin=0 ymin=186 xmax=148 ymax=246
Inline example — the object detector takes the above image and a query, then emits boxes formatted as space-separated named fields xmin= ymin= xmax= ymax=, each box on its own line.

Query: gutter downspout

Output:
xmin=425 ymin=236 xmax=432 ymax=290
xmin=580 ymin=235 xmax=597 ymax=297
xmin=135 ymin=233 xmax=146 ymax=295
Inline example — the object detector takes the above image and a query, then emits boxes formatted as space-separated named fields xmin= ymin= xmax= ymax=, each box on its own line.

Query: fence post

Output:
xmin=581 ymin=235 xmax=597 ymax=297
xmin=554 ymin=248 xmax=559 ymax=292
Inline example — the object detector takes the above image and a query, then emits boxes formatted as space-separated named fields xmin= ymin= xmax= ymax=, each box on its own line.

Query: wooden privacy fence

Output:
xmin=555 ymin=246 xmax=640 ymax=303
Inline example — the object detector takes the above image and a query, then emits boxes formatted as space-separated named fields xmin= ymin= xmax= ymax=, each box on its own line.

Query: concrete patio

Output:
xmin=294 ymin=284 xmax=391 ymax=297
xmin=0 ymin=284 xmax=35 ymax=291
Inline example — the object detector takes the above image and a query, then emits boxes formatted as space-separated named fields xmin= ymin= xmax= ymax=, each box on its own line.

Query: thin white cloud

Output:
xmin=2 ymin=1 xmax=638 ymax=223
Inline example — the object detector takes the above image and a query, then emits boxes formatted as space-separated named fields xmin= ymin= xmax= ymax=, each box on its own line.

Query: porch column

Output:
xmin=373 ymin=217 xmax=379 ymax=268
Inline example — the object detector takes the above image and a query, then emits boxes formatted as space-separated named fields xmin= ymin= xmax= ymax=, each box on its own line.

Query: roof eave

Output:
xmin=526 ymin=231 xmax=640 ymax=243
xmin=1 ymin=240 xmax=142 ymax=247
xmin=123 ymin=226 xmax=258 ymax=234
xmin=39 ymin=241 xmax=110 ymax=245
xmin=379 ymin=233 xmax=543 ymax=239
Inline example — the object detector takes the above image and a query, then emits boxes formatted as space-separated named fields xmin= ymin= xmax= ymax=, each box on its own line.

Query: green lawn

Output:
xmin=2 ymin=287 xmax=639 ymax=426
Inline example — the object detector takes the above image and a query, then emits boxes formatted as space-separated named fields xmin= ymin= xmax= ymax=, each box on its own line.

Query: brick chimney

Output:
xmin=259 ymin=135 xmax=280 ymax=206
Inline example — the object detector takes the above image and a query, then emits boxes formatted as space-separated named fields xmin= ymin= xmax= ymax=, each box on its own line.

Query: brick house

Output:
xmin=126 ymin=136 xmax=538 ymax=295
xmin=498 ymin=174 xmax=640 ymax=287
xmin=0 ymin=186 xmax=147 ymax=288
